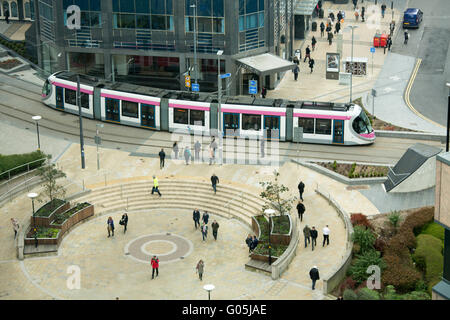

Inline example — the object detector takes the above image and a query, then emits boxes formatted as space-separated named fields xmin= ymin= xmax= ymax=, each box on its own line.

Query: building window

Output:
xmin=242 ymin=114 xmax=261 ymax=131
xmin=11 ymin=1 xmax=17 ymax=17
xmin=190 ymin=110 xmax=205 ymax=126
xmin=174 ymin=108 xmax=188 ymax=124
xmin=315 ymin=119 xmax=331 ymax=135
xmin=38 ymin=0 xmax=53 ymax=21
xmin=298 ymin=117 xmax=314 ymax=134
xmin=122 ymin=100 xmax=138 ymax=118
xmin=63 ymin=0 xmax=102 ymax=27
xmin=185 ymin=0 xmax=224 ymax=34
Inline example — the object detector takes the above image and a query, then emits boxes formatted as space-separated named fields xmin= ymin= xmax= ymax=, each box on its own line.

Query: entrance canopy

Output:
xmin=294 ymin=0 xmax=318 ymax=15
xmin=236 ymin=53 xmax=296 ymax=77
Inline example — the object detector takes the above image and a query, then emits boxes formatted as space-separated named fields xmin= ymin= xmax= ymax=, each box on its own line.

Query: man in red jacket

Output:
xmin=151 ymin=255 xmax=159 ymax=279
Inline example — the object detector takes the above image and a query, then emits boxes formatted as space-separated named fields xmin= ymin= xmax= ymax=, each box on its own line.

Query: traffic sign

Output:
xmin=249 ymin=87 xmax=258 ymax=94
xmin=249 ymin=79 xmax=258 ymax=95
xmin=192 ymin=83 xmax=199 ymax=92
xmin=220 ymin=73 xmax=231 ymax=79
xmin=249 ymin=80 xmax=257 ymax=86
xmin=370 ymin=47 xmax=375 ymax=53
xmin=185 ymin=75 xmax=191 ymax=88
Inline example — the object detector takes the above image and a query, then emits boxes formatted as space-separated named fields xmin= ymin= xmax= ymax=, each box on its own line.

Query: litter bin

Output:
xmin=373 ymin=33 xmax=381 ymax=47
xmin=312 ymin=21 xmax=317 ymax=31
xmin=380 ymin=33 xmax=388 ymax=47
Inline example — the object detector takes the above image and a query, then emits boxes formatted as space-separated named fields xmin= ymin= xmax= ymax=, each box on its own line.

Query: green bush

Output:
xmin=388 ymin=211 xmax=401 ymax=228
xmin=357 ymin=288 xmax=380 ymax=300
xmin=349 ymin=249 xmax=385 ymax=283
xmin=0 ymin=150 xmax=47 ymax=179
xmin=271 ymin=215 xmax=290 ymax=234
xmin=402 ymin=291 xmax=430 ymax=300
xmin=412 ymin=234 xmax=443 ymax=295
xmin=420 ymin=222 xmax=445 ymax=242
xmin=351 ymin=225 xmax=376 ymax=253
xmin=343 ymin=289 xmax=357 ymax=300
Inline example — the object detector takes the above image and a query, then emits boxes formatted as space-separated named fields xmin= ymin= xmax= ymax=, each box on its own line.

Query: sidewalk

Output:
xmin=0 ymin=20 xmax=31 ymax=41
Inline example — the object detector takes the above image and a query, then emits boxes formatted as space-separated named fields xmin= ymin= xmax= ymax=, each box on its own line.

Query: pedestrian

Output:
xmin=354 ymin=7 xmax=359 ymax=21
xmin=202 ymin=211 xmax=210 ymax=225
xmin=293 ymin=64 xmax=299 ymax=81
xmin=297 ymin=200 xmax=306 ymax=221
xmin=387 ymin=35 xmax=392 ymax=51
xmin=309 ymin=266 xmax=320 ymax=290
xmin=151 ymin=255 xmax=159 ymax=279
xmin=158 ymin=148 xmax=165 ymax=169
xmin=381 ymin=3 xmax=386 ymax=18
xmin=245 ymin=234 xmax=253 ymax=252
xmin=309 ymin=58 xmax=315 ymax=73
xmin=303 ymin=45 xmax=311 ymax=63
xmin=361 ymin=6 xmax=365 ymax=22
xmin=196 ymin=259 xmax=205 ymax=280
xmin=323 ymin=225 xmax=330 ymax=246
xmin=326 ymin=23 xmax=332 ymax=33
xmin=329 ymin=11 xmax=335 ymax=22
xmin=311 ymin=36 xmax=317 ymax=51
xmin=194 ymin=140 xmax=201 ymax=162
xmin=151 ymin=175 xmax=161 ymax=197
xmin=11 ymin=218 xmax=19 ymax=239
xmin=389 ymin=20 xmax=395 ymax=36
xmin=327 ymin=31 xmax=333 ymax=45
xmin=303 ymin=225 xmax=311 ymax=248
xmin=337 ymin=295 xmax=344 ymax=301
xmin=335 ymin=20 xmax=341 ymax=34
xmin=310 ymin=226 xmax=318 ymax=250
xmin=352 ymin=0 xmax=357 ymax=10
xmin=193 ymin=208 xmax=201 ymax=229
xmin=119 ymin=212 xmax=128 ymax=233
xmin=211 ymin=220 xmax=219 ymax=240
xmin=250 ymin=235 xmax=259 ymax=252
xmin=173 ymin=141 xmax=179 ymax=159
xmin=260 ymin=138 xmax=265 ymax=158
xmin=211 ymin=173 xmax=219 ymax=194
xmin=184 ymin=146 xmax=191 ymax=165
xmin=404 ymin=30 xmax=409 ymax=44
xmin=5 ymin=9 xmax=9 ymax=24
xmin=261 ymin=86 xmax=267 ymax=98
xmin=201 ymin=222 xmax=208 ymax=241
xmin=298 ymin=180 xmax=305 ymax=201
xmin=293 ymin=55 xmax=300 ymax=65
xmin=337 ymin=10 xmax=342 ymax=22
xmin=320 ymin=22 xmax=325 ymax=37
xmin=107 ymin=216 xmax=114 ymax=237
xmin=383 ymin=41 xmax=387 ymax=54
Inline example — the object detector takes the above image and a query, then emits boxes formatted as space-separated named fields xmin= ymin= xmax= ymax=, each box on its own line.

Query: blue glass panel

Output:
xmin=198 ymin=0 xmax=211 ymax=16
xmin=135 ymin=0 xmax=149 ymax=13
xmin=167 ymin=16 xmax=173 ymax=30
xmin=239 ymin=15 xmax=244 ymax=31
xmin=212 ymin=0 xmax=223 ymax=17
xmin=63 ymin=11 xmax=67 ymax=25
xmin=136 ymin=14 xmax=150 ymax=28
xmin=75 ymin=0 xmax=89 ymax=11
xmin=90 ymin=0 xmax=101 ymax=11
xmin=151 ymin=0 xmax=164 ymax=14
xmin=120 ymin=0 xmax=134 ymax=12
xmin=246 ymin=0 xmax=257 ymax=14
xmin=185 ymin=0 xmax=194 ymax=16
xmin=151 ymin=14 xmax=166 ymax=29
xmin=259 ymin=0 xmax=264 ymax=11
xmin=166 ymin=0 xmax=172 ymax=14
xmin=239 ymin=0 xmax=244 ymax=15
xmin=259 ymin=11 xmax=264 ymax=27
xmin=113 ymin=13 xmax=118 ymax=27
xmin=112 ymin=0 xmax=119 ymax=12
xmin=120 ymin=14 xmax=136 ymax=28
xmin=63 ymin=0 xmax=72 ymax=10
xmin=246 ymin=13 xmax=257 ymax=29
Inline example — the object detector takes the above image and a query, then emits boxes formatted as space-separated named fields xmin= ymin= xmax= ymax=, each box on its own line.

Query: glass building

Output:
xmin=27 ymin=0 xmax=302 ymax=95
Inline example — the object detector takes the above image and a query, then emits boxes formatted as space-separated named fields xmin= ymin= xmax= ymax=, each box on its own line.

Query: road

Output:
xmin=391 ymin=0 xmax=450 ymax=126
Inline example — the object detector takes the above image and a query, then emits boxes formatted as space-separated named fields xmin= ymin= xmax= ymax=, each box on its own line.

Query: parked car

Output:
xmin=403 ymin=8 xmax=423 ymax=28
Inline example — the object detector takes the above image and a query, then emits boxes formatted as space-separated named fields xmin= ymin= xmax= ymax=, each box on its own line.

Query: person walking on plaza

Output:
xmin=354 ymin=7 xmax=359 ymax=22
xmin=381 ymin=3 xmax=387 ymax=18
xmin=309 ymin=58 xmax=315 ymax=73
xmin=194 ymin=140 xmax=201 ymax=162
xmin=173 ymin=141 xmax=179 ymax=160
xmin=404 ymin=30 xmax=409 ymax=44
xmin=293 ymin=55 xmax=299 ymax=65
xmin=202 ymin=211 xmax=210 ymax=225
xmin=310 ymin=226 xmax=318 ymax=250
xmin=327 ymin=31 xmax=333 ymax=45
xmin=297 ymin=200 xmax=306 ymax=222
xmin=208 ymin=145 xmax=215 ymax=165
xmin=311 ymin=36 xmax=317 ymax=51
xmin=303 ymin=45 xmax=311 ymax=63
xmin=309 ymin=266 xmax=320 ymax=290
xmin=211 ymin=220 xmax=219 ymax=240
xmin=211 ymin=173 xmax=219 ymax=194
xmin=159 ymin=148 xmax=166 ymax=169
xmin=387 ymin=35 xmax=392 ymax=51
xmin=298 ymin=180 xmax=305 ymax=201
xmin=293 ymin=64 xmax=299 ymax=81
xmin=352 ymin=0 xmax=357 ymax=10
xmin=337 ymin=10 xmax=342 ymax=23
xmin=261 ymin=86 xmax=267 ymax=98
xmin=361 ymin=6 xmax=365 ymax=22
xmin=201 ymin=222 xmax=208 ymax=241
xmin=196 ymin=259 xmax=205 ymax=280
xmin=107 ymin=217 xmax=114 ymax=237
xmin=151 ymin=255 xmax=159 ymax=279
xmin=184 ymin=146 xmax=191 ymax=165
xmin=323 ymin=225 xmax=330 ymax=247
xmin=320 ymin=21 xmax=325 ymax=37
xmin=245 ymin=234 xmax=253 ymax=252
xmin=4 ymin=9 xmax=9 ymax=24
xmin=389 ymin=20 xmax=395 ymax=36
xmin=119 ymin=212 xmax=128 ymax=233
xmin=335 ymin=20 xmax=341 ymax=34
xmin=11 ymin=218 xmax=19 ymax=239
xmin=303 ymin=225 xmax=311 ymax=248
xmin=151 ymin=175 xmax=161 ymax=197
xmin=193 ymin=208 xmax=201 ymax=229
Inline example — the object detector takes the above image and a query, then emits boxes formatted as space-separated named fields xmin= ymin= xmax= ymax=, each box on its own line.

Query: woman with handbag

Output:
xmin=119 ymin=212 xmax=128 ymax=233
xmin=107 ymin=217 xmax=114 ymax=237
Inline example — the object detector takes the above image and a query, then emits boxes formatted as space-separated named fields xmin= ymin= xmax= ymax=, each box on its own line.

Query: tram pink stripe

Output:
xmin=169 ymin=103 xmax=210 ymax=111
xmin=221 ymin=109 xmax=285 ymax=116
xmin=101 ymin=93 xmax=160 ymax=106
xmin=52 ymin=81 xmax=93 ymax=95
xmin=360 ymin=132 xmax=375 ymax=139
xmin=293 ymin=113 xmax=351 ymax=120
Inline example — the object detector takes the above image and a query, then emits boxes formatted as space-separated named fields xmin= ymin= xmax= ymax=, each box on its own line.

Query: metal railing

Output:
xmin=0 ymin=157 xmax=47 ymax=182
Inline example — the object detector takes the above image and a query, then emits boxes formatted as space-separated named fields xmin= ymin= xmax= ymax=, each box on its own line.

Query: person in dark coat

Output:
xmin=173 ymin=141 xmax=179 ymax=159
xmin=5 ymin=9 xmax=10 ymax=24
xmin=261 ymin=86 xmax=267 ymax=98
xmin=361 ymin=6 xmax=366 ymax=22
xmin=387 ymin=35 xmax=392 ymax=51
xmin=202 ymin=211 xmax=210 ymax=225
xmin=311 ymin=36 xmax=317 ymax=51
xmin=381 ymin=3 xmax=386 ymax=18
xmin=309 ymin=58 xmax=315 ymax=73
xmin=335 ymin=21 xmax=341 ymax=34
xmin=352 ymin=0 xmax=358 ymax=10
xmin=303 ymin=45 xmax=311 ymax=63
xmin=303 ymin=225 xmax=311 ymax=248
xmin=293 ymin=55 xmax=300 ymax=65
xmin=211 ymin=174 xmax=219 ymax=194
xmin=298 ymin=181 xmax=305 ymax=201
xmin=327 ymin=31 xmax=333 ymax=45
xmin=320 ymin=22 xmax=325 ymax=37
xmin=211 ymin=220 xmax=219 ymax=240
xmin=193 ymin=208 xmax=201 ymax=229
xmin=107 ymin=217 xmax=114 ymax=237
xmin=310 ymin=226 xmax=318 ymax=250
xmin=158 ymin=148 xmax=165 ymax=169
xmin=245 ymin=234 xmax=253 ymax=252
xmin=250 ymin=236 xmax=259 ymax=252
xmin=404 ymin=30 xmax=409 ymax=44
xmin=297 ymin=200 xmax=306 ymax=221
xmin=151 ymin=255 xmax=159 ymax=279
xmin=309 ymin=266 xmax=320 ymax=290
xmin=120 ymin=212 xmax=128 ymax=233
xmin=201 ymin=222 xmax=208 ymax=241
xmin=337 ymin=11 xmax=342 ymax=22
xmin=293 ymin=65 xmax=299 ymax=81
xmin=196 ymin=260 xmax=205 ymax=280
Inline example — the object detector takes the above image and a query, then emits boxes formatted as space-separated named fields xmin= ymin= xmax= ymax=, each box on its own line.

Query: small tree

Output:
xmin=388 ymin=211 xmax=401 ymax=229
xmin=259 ymin=170 xmax=296 ymax=216
xmin=37 ymin=162 xmax=66 ymax=209
xmin=351 ymin=225 xmax=376 ymax=253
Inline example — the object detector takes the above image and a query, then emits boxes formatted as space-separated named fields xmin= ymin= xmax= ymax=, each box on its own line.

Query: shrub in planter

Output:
xmin=339 ymin=276 xmax=358 ymax=294
xmin=351 ymin=225 xmax=376 ymax=253
xmin=388 ymin=211 xmax=401 ymax=228
xmin=349 ymin=249 xmax=385 ymax=283
xmin=374 ymin=237 xmax=387 ymax=253
xmin=357 ymin=288 xmax=380 ymax=300
xmin=420 ymin=222 xmax=445 ymax=242
xmin=382 ymin=254 xmax=421 ymax=293
xmin=350 ymin=213 xmax=372 ymax=229
xmin=402 ymin=291 xmax=430 ymax=300
xmin=35 ymin=198 xmax=66 ymax=217
xmin=53 ymin=202 xmax=90 ymax=224
xmin=343 ymin=289 xmax=357 ymax=300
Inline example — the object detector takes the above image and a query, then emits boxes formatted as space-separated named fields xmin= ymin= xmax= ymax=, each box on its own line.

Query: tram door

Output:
xmin=55 ymin=87 xmax=64 ymax=109
xmin=333 ymin=120 xmax=344 ymax=144
xmin=105 ymin=98 xmax=120 ymax=121
xmin=141 ymin=104 xmax=155 ymax=128
xmin=264 ymin=115 xmax=280 ymax=139
xmin=223 ymin=113 xmax=240 ymax=136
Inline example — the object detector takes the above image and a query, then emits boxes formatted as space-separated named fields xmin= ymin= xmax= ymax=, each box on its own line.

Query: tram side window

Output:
xmin=315 ymin=119 xmax=332 ymax=135
xmin=106 ymin=98 xmax=120 ymax=112
xmin=122 ymin=100 xmax=138 ymax=118
xmin=81 ymin=93 xmax=89 ymax=109
xmin=190 ymin=110 xmax=205 ymax=126
xmin=65 ymin=89 xmax=77 ymax=105
xmin=298 ymin=117 xmax=315 ymax=134
xmin=242 ymin=114 xmax=261 ymax=131
xmin=42 ymin=80 xmax=51 ymax=96
xmin=174 ymin=108 xmax=188 ymax=124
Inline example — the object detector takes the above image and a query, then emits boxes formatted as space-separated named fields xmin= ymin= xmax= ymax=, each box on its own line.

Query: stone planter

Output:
xmin=270 ymin=214 xmax=292 ymax=246
xmin=50 ymin=203 xmax=94 ymax=236
xmin=25 ymin=230 xmax=61 ymax=246
xmin=250 ymin=252 xmax=278 ymax=263
xmin=251 ymin=216 xmax=262 ymax=239
xmin=33 ymin=200 xmax=69 ymax=227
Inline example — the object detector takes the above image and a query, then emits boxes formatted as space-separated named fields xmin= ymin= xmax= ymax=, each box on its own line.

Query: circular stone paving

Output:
xmin=124 ymin=233 xmax=193 ymax=264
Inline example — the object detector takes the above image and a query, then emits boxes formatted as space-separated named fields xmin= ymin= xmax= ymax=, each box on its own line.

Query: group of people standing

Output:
xmin=106 ymin=213 xmax=129 ymax=237
xmin=245 ymin=234 xmax=259 ymax=253
xmin=167 ymin=138 xmax=218 ymax=166
xmin=193 ymin=208 xmax=220 ymax=241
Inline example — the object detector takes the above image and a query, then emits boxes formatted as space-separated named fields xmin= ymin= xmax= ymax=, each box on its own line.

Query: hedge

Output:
xmin=343 ymin=289 xmax=357 ymax=300
xmin=357 ymin=288 xmax=380 ymax=300
xmin=412 ymin=234 xmax=443 ymax=295
xmin=420 ymin=222 xmax=445 ymax=242
xmin=0 ymin=150 xmax=47 ymax=180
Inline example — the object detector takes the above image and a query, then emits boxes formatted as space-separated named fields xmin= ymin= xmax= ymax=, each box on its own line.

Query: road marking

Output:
xmin=404 ymin=58 xmax=446 ymax=129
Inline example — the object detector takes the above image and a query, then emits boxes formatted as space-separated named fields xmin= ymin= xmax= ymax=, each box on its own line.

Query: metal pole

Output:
xmin=447 ymin=92 xmax=450 ymax=152
xmin=208 ymin=291 xmax=211 ymax=300
xmin=350 ymin=27 xmax=354 ymax=103
xmin=77 ymin=74 xmax=86 ymax=169
xmin=96 ymin=127 xmax=100 ymax=170
xmin=217 ymin=56 xmax=222 ymax=165
xmin=372 ymin=51 xmax=374 ymax=76
xmin=268 ymin=214 xmax=272 ymax=265
xmin=36 ymin=121 xmax=40 ymax=150
xmin=32 ymin=198 xmax=36 ymax=229
xmin=193 ymin=1 xmax=198 ymax=85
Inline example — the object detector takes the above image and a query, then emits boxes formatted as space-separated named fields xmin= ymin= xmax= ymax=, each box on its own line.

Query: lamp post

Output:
xmin=264 ymin=208 xmax=275 ymax=265
xmin=347 ymin=25 xmax=358 ymax=103
xmin=446 ymin=83 xmax=450 ymax=152
xmin=32 ymin=115 xmax=42 ymax=150
xmin=96 ymin=123 xmax=104 ymax=170
xmin=77 ymin=74 xmax=86 ymax=169
xmin=203 ymin=284 xmax=215 ymax=300
xmin=217 ymin=50 xmax=224 ymax=165
xmin=27 ymin=192 xmax=38 ymax=229
xmin=190 ymin=2 xmax=198 ymax=86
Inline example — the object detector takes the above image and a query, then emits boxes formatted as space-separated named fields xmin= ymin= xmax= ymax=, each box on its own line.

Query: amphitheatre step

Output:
xmin=245 ymin=260 xmax=271 ymax=275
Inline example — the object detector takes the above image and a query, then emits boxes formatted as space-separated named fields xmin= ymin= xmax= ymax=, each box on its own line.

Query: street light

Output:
xmin=32 ymin=115 xmax=42 ymax=150
xmin=446 ymin=83 xmax=450 ymax=152
xmin=217 ymin=50 xmax=224 ymax=165
xmin=27 ymin=192 xmax=38 ymax=229
xmin=95 ymin=123 xmax=104 ymax=170
xmin=203 ymin=284 xmax=215 ymax=300
xmin=76 ymin=74 xmax=86 ymax=169
xmin=190 ymin=2 xmax=198 ymax=86
xmin=264 ymin=208 xmax=275 ymax=265
xmin=346 ymin=25 xmax=358 ymax=104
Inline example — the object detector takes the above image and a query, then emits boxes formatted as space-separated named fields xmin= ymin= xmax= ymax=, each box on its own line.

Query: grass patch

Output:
xmin=271 ymin=215 xmax=290 ymax=234
xmin=52 ymin=202 xmax=90 ymax=225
